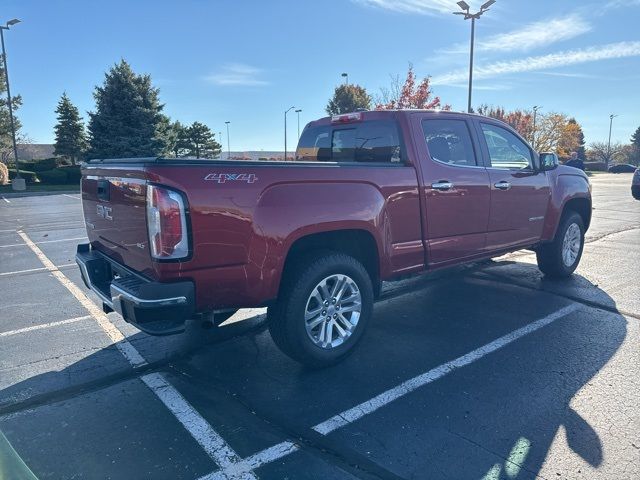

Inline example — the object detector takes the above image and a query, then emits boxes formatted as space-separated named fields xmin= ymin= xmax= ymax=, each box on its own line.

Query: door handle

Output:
xmin=494 ymin=181 xmax=511 ymax=190
xmin=431 ymin=181 xmax=453 ymax=191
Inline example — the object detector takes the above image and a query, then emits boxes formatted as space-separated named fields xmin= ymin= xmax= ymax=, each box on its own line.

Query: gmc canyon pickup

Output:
xmin=76 ymin=110 xmax=592 ymax=367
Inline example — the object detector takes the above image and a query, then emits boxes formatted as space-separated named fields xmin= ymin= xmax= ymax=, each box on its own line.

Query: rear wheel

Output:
xmin=268 ymin=252 xmax=373 ymax=368
xmin=536 ymin=211 xmax=585 ymax=278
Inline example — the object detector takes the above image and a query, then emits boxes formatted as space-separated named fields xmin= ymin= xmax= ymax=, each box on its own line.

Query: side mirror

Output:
xmin=540 ymin=152 xmax=559 ymax=171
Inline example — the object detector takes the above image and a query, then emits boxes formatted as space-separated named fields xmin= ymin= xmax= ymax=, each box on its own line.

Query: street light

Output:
xmin=0 ymin=18 xmax=23 ymax=191
xmin=607 ymin=114 xmax=618 ymax=165
xmin=453 ymin=0 xmax=495 ymax=113
xmin=224 ymin=121 xmax=231 ymax=159
xmin=284 ymin=106 xmax=295 ymax=160
xmin=341 ymin=72 xmax=348 ymax=85
xmin=295 ymin=109 xmax=302 ymax=140
xmin=532 ymin=105 xmax=542 ymax=150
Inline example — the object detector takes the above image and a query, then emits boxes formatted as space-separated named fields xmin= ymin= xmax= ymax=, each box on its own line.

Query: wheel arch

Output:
xmin=278 ymin=228 xmax=381 ymax=300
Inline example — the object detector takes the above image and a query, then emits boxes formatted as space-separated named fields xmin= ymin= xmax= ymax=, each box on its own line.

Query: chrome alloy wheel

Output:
xmin=304 ymin=274 xmax=362 ymax=349
xmin=562 ymin=223 xmax=581 ymax=267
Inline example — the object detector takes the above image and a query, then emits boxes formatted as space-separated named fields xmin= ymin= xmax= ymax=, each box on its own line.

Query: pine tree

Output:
xmin=87 ymin=60 xmax=169 ymax=158
xmin=187 ymin=122 xmax=221 ymax=158
xmin=326 ymin=84 xmax=372 ymax=115
xmin=631 ymin=126 xmax=640 ymax=149
xmin=53 ymin=93 xmax=87 ymax=164
xmin=568 ymin=118 xmax=586 ymax=160
xmin=168 ymin=121 xmax=192 ymax=157
xmin=631 ymin=126 xmax=640 ymax=165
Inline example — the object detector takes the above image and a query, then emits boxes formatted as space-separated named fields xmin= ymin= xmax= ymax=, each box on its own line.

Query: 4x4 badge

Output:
xmin=204 ymin=173 xmax=258 ymax=184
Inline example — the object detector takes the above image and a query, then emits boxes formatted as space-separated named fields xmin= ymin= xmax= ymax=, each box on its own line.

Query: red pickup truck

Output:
xmin=76 ymin=110 xmax=591 ymax=366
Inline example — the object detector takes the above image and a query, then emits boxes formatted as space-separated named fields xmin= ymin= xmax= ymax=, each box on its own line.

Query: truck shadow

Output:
xmin=0 ymin=261 xmax=629 ymax=479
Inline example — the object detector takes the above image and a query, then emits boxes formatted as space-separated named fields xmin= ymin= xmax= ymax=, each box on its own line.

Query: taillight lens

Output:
xmin=146 ymin=185 xmax=189 ymax=260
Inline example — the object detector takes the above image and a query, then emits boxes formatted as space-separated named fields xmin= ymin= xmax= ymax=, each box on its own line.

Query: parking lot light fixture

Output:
xmin=341 ymin=72 xmax=348 ymax=85
xmin=453 ymin=0 xmax=495 ymax=113
xmin=225 ymin=121 xmax=231 ymax=159
xmin=284 ymin=106 xmax=295 ymax=160
xmin=0 ymin=18 xmax=23 ymax=190
xmin=295 ymin=109 xmax=302 ymax=140
xmin=532 ymin=106 xmax=542 ymax=149
xmin=607 ymin=114 xmax=618 ymax=165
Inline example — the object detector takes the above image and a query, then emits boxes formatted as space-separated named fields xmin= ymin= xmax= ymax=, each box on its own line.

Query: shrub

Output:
xmin=31 ymin=158 xmax=58 ymax=172
xmin=37 ymin=169 xmax=68 ymax=184
xmin=8 ymin=169 xmax=39 ymax=183
xmin=0 ymin=162 xmax=8 ymax=185
xmin=59 ymin=165 xmax=82 ymax=184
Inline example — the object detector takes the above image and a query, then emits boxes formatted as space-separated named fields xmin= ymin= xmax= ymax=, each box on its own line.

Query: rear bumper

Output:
xmin=75 ymin=243 xmax=195 ymax=335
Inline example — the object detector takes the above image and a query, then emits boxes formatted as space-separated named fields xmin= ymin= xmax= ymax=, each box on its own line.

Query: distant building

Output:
xmin=17 ymin=144 xmax=55 ymax=160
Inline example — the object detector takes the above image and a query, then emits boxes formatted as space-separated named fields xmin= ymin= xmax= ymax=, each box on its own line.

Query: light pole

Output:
xmin=607 ymin=114 xmax=617 ymax=165
xmin=453 ymin=0 xmax=495 ymax=113
xmin=0 ymin=19 xmax=23 ymax=190
xmin=532 ymin=105 xmax=541 ymax=150
xmin=295 ymin=109 xmax=302 ymax=140
xmin=224 ymin=121 xmax=231 ymax=159
xmin=341 ymin=72 xmax=348 ymax=85
xmin=284 ymin=106 xmax=295 ymax=160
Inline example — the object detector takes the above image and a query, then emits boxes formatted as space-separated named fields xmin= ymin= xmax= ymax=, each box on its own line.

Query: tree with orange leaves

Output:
xmin=376 ymin=64 xmax=449 ymax=111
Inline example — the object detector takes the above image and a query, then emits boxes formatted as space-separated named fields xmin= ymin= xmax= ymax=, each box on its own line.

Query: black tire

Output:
xmin=536 ymin=211 xmax=585 ymax=278
xmin=268 ymin=251 xmax=373 ymax=368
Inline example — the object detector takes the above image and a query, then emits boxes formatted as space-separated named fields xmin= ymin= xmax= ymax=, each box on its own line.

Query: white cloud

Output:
xmin=352 ymin=0 xmax=462 ymax=15
xmin=446 ymin=83 xmax=513 ymax=91
xmin=535 ymin=71 xmax=596 ymax=79
xmin=479 ymin=15 xmax=590 ymax=52
xmin=204 ymin=63 xmax=268 ymax=86
xmin=441 ymin=15 xmax=590 ymax=54
xmin=432 ymin=41 xmax=640 ymax=84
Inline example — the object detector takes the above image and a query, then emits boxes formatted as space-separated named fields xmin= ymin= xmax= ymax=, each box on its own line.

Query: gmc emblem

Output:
xmin=97 ymin=204 xmax=113 ymax=220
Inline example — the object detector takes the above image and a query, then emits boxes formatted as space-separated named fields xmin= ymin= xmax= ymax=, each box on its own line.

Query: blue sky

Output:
xmin=4 ymin=0 xmax=640 ymax=151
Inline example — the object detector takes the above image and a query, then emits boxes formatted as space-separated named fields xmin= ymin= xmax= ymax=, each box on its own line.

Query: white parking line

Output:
xmin=1 ymin=196 xmax=9 ymax=204
xmin=198 ymin=303 xmax=581 ymax=479
xmin=313 ymin=303 xmax=579 ymax=435
xmin=0 ymin=263 xmax=75 ymax=277
xmin=142 ymin=373 xmax=257 ymax=480
xmin=0 ymin=236 xmax=87 ymax=248
xmin=16 ymin=229 xmax=251 ymax=480
xmin=63 ymin=194 xmax=80 ymax=200
xmin=0 ymin=315 xmax=92 ymax=337
xmin=17 ymin=230 xmax=146 ymax=368
xmin=201 ymin=442 xmax=299 ymax=480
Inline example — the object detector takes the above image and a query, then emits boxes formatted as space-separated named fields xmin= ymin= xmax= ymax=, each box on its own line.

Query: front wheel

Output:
xmin=268 ymin=252 xmax=373 ymax=368
xmin=536 ymin=211 xmax=585 ymax=278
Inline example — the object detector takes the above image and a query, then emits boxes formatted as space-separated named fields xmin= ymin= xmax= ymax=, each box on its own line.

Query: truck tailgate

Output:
xmin=81 ymin=172 xmax=154 ymax=278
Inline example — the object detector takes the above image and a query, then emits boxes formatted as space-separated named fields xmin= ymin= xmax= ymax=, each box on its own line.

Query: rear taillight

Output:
xmin=146 ymin=185 xmax=189 ymax=260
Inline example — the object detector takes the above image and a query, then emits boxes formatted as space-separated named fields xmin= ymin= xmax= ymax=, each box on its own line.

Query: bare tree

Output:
xmin=587 ymin=141 xmax=625 ymax=166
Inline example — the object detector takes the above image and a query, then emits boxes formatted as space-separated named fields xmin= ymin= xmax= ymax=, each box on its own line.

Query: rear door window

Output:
xmin=421 ymin=119 xmax=478 ymax=167
xmin=296 ymin=120 xmax=402 ymax=164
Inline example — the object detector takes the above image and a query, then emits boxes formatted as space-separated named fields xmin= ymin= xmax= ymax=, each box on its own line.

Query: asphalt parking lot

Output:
xmin=1 ymin=172 xmax=638 ymax=480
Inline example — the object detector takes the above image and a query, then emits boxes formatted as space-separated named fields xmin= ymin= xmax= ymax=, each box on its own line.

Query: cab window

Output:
xmin=296 ymin=120 xmax=402 ymax=164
